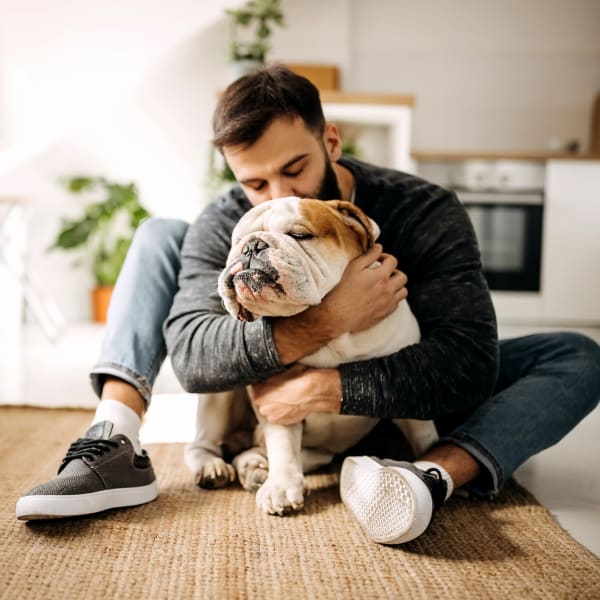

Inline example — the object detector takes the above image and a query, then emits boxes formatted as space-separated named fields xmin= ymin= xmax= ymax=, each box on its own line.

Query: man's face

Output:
xmin=222 ymin=117 xmax=342 ymax=206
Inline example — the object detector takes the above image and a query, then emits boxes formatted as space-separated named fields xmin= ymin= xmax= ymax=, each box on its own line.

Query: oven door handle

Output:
xmin=455 ymin=191 xmax=543 ymax=206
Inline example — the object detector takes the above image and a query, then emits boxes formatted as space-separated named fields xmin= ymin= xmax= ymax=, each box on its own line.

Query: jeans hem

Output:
xmin=89 ymin=363 xmax=153 ymax=405
xmin=436 ymin=432 xmax=504 ymax=499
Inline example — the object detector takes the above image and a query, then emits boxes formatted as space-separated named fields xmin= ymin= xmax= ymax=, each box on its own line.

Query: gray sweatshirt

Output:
xmin=164 ymin=157 xmax=499 ymax=422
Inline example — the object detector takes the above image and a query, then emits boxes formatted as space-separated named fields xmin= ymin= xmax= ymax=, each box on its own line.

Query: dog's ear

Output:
xmin=329 ymin=200 xmax=380 ymax=250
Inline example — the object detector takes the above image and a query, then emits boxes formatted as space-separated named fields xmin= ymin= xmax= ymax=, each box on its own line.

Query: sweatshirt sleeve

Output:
xmin=339 ymin=183 xmax=499 ymax=420
xmin=163 ymin=196 xmax=286 ymax=393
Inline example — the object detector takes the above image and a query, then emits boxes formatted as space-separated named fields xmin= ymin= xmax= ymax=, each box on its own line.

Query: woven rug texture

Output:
xmin=1 ymin=406 xmax=599 ymax=600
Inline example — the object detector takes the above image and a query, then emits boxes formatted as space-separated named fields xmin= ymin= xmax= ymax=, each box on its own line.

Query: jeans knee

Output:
xmin=556 ymin=331 xmax=600 ymax=362
xmin=124 ymin=218 xmax=189 ymax=275
xmin=129 ymin=218 xmax=189 ymax=267
xmin=556 ymin=331 xmax=600 ymax=406
xmin=134 ymin=217 xmax=188 ymax=249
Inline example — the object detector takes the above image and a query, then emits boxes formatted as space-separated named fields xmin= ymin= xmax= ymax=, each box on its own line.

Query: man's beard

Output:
xmin=313 ymin=155 xmax=342 ymax=201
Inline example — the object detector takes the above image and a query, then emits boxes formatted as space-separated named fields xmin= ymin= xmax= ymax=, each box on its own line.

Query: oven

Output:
xmin=454 ymin=190 xmax=544 ymax=292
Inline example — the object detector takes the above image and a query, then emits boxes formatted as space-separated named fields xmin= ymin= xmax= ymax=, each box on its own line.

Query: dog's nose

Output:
xmin=242 ymin=238 xmax=268 ymax=256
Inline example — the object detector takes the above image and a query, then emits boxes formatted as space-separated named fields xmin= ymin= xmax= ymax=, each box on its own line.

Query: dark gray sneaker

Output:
xmin=16 ymin=421 xmax=158 ymax=520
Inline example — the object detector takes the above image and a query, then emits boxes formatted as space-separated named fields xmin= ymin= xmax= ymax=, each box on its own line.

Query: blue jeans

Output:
xmin=90 ymin=218 xmax=600 ymax=497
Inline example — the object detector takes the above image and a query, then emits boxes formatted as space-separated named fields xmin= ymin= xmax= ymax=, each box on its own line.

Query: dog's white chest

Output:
xmin=301 ymin=300 xmax=420 ymax=368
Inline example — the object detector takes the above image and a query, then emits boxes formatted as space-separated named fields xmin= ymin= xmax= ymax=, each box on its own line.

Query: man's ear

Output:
xmin=329 ymin=200 xmax=380 ymax=250
xmin=322 ymin=123 xmax=343 ymax=162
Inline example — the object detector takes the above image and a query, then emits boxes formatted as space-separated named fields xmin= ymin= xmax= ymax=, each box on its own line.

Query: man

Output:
xmin=17 ymin=65 xmax=600 ymax=545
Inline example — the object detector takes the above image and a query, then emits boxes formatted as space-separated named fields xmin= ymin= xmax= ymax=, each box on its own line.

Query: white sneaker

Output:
xmin=340 ymin=456 xmax=447 ymax=545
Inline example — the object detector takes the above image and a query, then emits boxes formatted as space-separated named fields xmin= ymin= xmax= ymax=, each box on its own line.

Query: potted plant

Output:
xmin=226 ymin=0 xmax=285 ymax=81
xmin=50 ymin=176 xmax=151 ymax=323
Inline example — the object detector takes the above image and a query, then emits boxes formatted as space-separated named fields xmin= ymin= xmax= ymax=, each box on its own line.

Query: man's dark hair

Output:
xmin=212 ymin=63 xmax=326 ymax=152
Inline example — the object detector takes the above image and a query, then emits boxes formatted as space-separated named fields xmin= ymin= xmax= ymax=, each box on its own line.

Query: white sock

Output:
xmin=413 ymin=460 xmax=454 ymax=501
xmin=92 ymin=399 xmax=142 ymax=455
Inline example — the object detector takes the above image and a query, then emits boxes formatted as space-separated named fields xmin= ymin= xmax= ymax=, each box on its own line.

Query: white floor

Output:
xmin=3 ymin=322 xmax=600 ymax=557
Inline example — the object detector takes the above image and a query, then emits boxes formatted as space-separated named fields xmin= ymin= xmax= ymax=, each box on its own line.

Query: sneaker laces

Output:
xmin=425 ymin=467 xmax=443 ymax=480
xmin=58 ymin=437 xmax=120 ymax=473
xmin=424 ymin=467 xmax=448 ymax=511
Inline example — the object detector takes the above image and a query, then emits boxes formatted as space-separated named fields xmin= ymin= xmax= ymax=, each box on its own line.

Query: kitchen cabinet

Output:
xmin=321 ymin=92 xmax=414 ymax=173
xmin=413 ymin=152 xmax=600 ymax=325
xmin=542 ymin=160 xmax=600 ymax=323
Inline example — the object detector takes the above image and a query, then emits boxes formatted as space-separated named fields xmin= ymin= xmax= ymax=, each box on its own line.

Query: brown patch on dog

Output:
xmin=298 ymin=198 xmax=376 ymax=255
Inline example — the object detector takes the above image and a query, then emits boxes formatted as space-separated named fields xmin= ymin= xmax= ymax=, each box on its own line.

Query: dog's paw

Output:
xmin=232 ymin=448 xmax=269 ymax=491
xmin=184 ymin=447 xmax=235 ymax=489
xmin=255 ymin=473 xmax=305 ymax=515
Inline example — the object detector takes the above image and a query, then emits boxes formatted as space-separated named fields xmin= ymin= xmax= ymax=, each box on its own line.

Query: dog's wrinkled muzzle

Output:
xmin=222 ymin=255 xmax=250 ymax=290
xmin=222 ymin=237 xmax=286 ymax=322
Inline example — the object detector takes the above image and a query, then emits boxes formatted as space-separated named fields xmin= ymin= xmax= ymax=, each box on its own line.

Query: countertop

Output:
xmin=320 ymin=91 xmax=415 ymax=106
xmin=411 ymin=150 xmax=600 ymax=162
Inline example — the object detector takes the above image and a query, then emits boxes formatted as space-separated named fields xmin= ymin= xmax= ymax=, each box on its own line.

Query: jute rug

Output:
xmin=1 ymin=406 xmax=599 ymax=600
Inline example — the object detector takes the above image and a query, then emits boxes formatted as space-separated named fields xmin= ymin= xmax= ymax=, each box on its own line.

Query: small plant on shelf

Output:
xmin=226 ymin=0 xmax=285 ymax=64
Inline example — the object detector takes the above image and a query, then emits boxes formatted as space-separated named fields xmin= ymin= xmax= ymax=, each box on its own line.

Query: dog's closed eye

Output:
xmin=288 ymin=231 xmax=315 ymax=241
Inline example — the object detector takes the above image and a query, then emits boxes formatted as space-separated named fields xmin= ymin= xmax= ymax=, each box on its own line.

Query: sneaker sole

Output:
xmin=340 ymin=456 xmax=433 ymax=545
xmin=16 ymin=481 xmax=158 ymax=521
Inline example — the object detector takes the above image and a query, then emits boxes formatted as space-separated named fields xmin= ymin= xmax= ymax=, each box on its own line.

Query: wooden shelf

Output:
xmin=320 ymin=91 xmax=415 ymax=107
xmin=412 ymin=150 xmax=600 ymax=162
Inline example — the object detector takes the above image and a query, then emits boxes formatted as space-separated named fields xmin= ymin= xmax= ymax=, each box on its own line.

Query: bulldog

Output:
xmin=185 ymin=197 xmax=438 ymax=515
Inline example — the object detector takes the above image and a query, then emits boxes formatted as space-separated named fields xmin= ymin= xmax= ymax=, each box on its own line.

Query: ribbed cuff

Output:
xmin=339 ymin=361 xmax=378 ymax=417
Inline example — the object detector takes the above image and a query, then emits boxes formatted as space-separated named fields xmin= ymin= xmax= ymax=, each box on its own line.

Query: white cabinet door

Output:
xmin=322 ymin=103 xmax=412 ymax=172
xmin=542 ymin=161 xmax=600 ymax=323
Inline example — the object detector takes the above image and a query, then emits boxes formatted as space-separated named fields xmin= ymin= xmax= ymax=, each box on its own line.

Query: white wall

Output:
xmin=274 ymin=0 xmax=600 ymax=152
xmin=0 ymin=0 xmax=239 ymax=157
xmin=0 ymin=1 xmax=239 ymax=322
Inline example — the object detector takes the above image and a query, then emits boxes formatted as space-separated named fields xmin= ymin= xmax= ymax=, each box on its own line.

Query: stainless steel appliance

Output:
xmin=415 ymin=158 xmax=546 ymax=293
xmin=454 ymin=190 xmax=544 ymax=292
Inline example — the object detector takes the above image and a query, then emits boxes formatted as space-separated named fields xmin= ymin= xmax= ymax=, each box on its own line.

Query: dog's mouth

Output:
xmin=226 ymin=268 xmax=286 ymax=322
xmin=237 ymin=304 xmax=254 ymax=322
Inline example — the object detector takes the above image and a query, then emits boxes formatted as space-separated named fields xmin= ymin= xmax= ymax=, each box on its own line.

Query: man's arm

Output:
xmin=337 ymin=186 xmax=499 ymax=420
xmin=164 ymin=196 xmax=286 ymax=392
xmin=250 ymin=365 xmax=342 ymax=425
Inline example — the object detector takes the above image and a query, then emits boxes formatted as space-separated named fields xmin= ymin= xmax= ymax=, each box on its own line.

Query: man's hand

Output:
xmin=317 ymin=243 xmax=408 ymax=335
xmin=250 ymin=365 xmax=342 ymax=425
xmin=273 ymin=243 xmax=408 ymax=365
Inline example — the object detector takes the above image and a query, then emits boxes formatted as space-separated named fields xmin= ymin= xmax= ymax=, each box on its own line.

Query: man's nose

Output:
xmin=269 ymin=181 xmax=295 ymax=200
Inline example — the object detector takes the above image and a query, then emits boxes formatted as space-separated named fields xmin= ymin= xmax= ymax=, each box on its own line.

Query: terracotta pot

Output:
xmin=91 ymin=286 xmax=114 ymax=323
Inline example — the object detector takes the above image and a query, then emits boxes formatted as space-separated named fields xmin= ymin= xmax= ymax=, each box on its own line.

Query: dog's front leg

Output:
xmin=185 ymin=390 xmax=242 ymax=489
xmin=255 ymin=422 xmax=305 ymax=515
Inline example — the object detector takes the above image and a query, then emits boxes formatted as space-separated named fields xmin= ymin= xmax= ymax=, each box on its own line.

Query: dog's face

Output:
xmin=218 ymin=197 xmax=380 ymax=322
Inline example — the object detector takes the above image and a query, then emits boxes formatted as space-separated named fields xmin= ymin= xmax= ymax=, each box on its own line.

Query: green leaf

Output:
xmin=67 ymin=177 xmax=96 ymax=192
xmin=130 ymin=206 xmax=151 ymax=229
xmin=92 ymin=237 xmax=131 ymax=286
xmin=51 ymin=219 xmax=95 ymax=249
xmin=222 ymin=161 xmax=236 ymax=182
xmin=227 ymin=0 xmax=284 ymax=62
xmin=51 ymin=174 xmax=152 ymax=286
